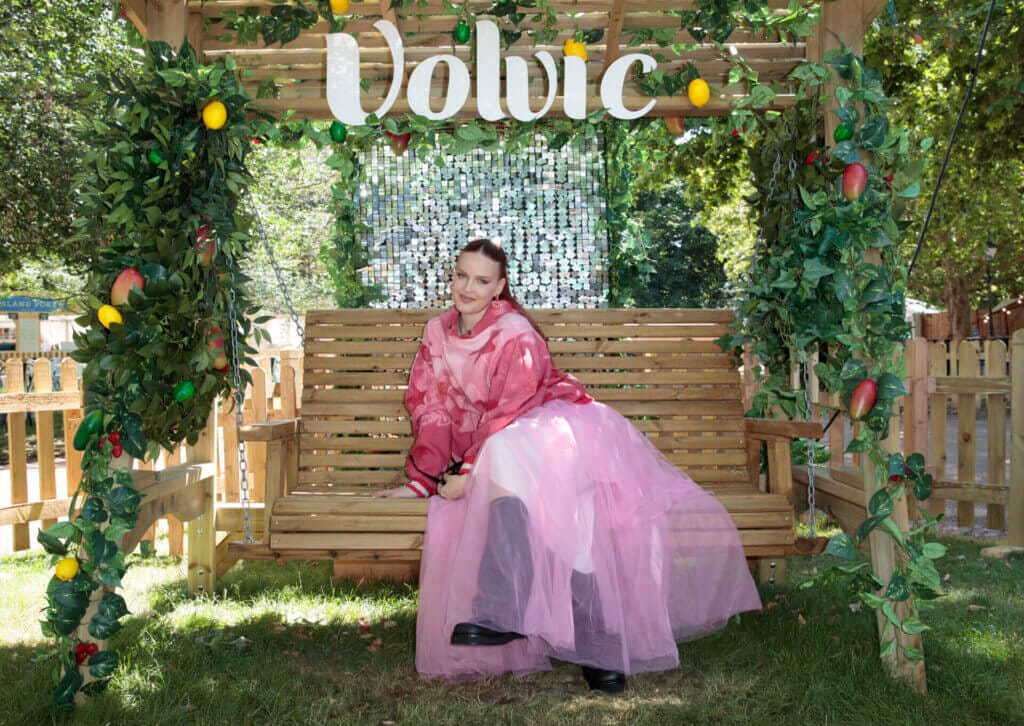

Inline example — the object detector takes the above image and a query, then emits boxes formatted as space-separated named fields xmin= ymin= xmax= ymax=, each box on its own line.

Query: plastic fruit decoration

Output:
xmin=848 ymin=378 xmax=878 ymax=420
xmin=330 ymin=0 xmax=349 ymax=14
xmin=563 ymin=38 xmax=587 ymax=62
xmin=201 ymin=100 xmax=228 ymax=130
xmin=329 ymin=121 xmax=348 ymax=143
xmin=663 ymin=117 xmax=685 ymax=136
xmin=454 ymin=20 xmax=471 ymax=43
xmin=110 ymin=268 xmax=145 ymax=306
xmin=73 ymin=410 xmax=105 ymax=451
xmin=208 ymin=326 xmax=229 ymax=369
xmin=386 ymin=131 xmax=411 ymax=157
xmin=97 ymin=305 xmax=122 ymax=329
xmin=172 ymin=380 xmax=196 ymax=403
xmin=55 ymin=557 xmax=80 ymax=582
xmin=687 ymin=78 xmax=710 ymax=108
xmin=147 ymin=149 xmax=163 ymax=165
xmin=75 ymin=642 xmax=99 ymax=665
xmin=842 ymin=162 xmax=868 ymax=201
xmin=833 ymin=123 xmax=853 ymax=142
xmin=196 ymin=225 xmax=215 ymax=267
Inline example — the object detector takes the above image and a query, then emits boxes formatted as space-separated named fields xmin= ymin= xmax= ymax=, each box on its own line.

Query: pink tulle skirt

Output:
xmin=415 ymin=400 xmax=761 ymax=680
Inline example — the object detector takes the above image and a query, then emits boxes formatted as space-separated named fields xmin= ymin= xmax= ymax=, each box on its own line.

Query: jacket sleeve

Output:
xmin=463 ymin=331 xmax=551 ymax=463
xmin=403 ymin=332 xmax=452 ymax=497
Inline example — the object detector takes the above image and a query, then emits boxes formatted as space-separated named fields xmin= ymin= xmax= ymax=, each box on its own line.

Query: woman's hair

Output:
xmin=459 ymin=238 xmax=545 ymax=338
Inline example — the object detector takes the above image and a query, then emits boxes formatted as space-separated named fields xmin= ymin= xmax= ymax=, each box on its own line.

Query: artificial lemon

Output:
xmin=202 ymin=100 xmax=228 ymax=130
xmin=563 ymin=38 xmax=588 ymax=62
xmin=329 ymin=0 xmax=349 ymax=14
xmin=687 ymin=78 xmax=710 ymax=108
xmin=97 ymin=305 xmax=123 ymax=329
xmin=55 ymin=557 xmax=80 ymax=581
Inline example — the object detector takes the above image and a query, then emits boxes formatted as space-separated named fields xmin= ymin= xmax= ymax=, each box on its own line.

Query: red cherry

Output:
xmin=196 ymin=224 xmax=211 ymax=242
xmin=889 ymin=473 xmax=904 ymax=482
xmin=75 ymin=642 xmax=99 ymax=664
xmin=107 ymin=431 xmax=121 ymax=444
xmin=98 ymin=436 xmax=108 ymax=450
xmin=251 ymin=138 xmax=261 ymax=145
xmin=731 ymin=128 xmax=740 ymax=137
xmin=805 ymin=152 xmax=821 ymax=165
xmin=111 ymin=443 xmax=124 ymax=458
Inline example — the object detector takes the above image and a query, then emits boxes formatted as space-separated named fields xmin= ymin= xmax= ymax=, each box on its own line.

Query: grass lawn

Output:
xmin=0 ymin=535 xmax=1021 ymax=725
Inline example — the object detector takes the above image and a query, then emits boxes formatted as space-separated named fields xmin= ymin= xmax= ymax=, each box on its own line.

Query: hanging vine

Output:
xmin=719 ymin=48 xmax=944 ymax=667
xmin=38 ymin=41 xmax=264 ymax=708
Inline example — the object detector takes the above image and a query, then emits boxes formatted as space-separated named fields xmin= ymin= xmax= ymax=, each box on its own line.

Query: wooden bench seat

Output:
xmin=231 ymin=309 xmax=821 ymax=581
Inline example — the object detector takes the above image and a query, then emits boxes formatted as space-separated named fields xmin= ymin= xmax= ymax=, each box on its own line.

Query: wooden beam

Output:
xmin=1010 ymin=330 xmax=1024 ymax=547
xmin=601 ymin=0 xmax=628 ymax=74
xmin=145 ymin=0 xmax=189 ymax=49
xmin=379 ymin=0 xmax=398 ymax=25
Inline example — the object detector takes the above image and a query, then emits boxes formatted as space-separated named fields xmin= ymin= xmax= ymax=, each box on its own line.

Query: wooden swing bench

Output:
xmin=225 ymin=309 xmax=822 ymax=581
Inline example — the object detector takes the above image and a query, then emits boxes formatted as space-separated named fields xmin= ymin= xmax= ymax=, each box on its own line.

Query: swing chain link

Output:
xmin=227 ymin=287 xmax=255 ymax=544
xmin=749 ymin=151 xmax=782 ymax=275
xmin=802 ymin=355 xmax=817 ymax=539
xmin=246 ymin=194 xmax=305 ymax=346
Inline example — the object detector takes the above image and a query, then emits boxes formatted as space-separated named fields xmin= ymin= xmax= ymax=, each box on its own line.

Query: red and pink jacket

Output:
xmin=403 ymin=301 xmax=590 ymax=497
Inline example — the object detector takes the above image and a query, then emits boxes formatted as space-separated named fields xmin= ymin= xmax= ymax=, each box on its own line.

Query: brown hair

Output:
xmin=459 ymin=238 xmax=545 ymax=338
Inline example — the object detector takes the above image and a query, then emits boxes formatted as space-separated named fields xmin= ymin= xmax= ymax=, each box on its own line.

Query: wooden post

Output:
xmin=61 ymin=359 xmax=83 ymax=488
xmin=280 ymin=363 xmax=297 ymax=419
xmin=1010 ymin=331 xmax=1024 ymax=547
xmin=145 ymin=0 xmax=188 ymax=50
xmin=6 ymin=359 xmax=29 ymax=551
xmin=985 ymin=340 xmax=1007 ymax=530
xmin=34 ymin=359 xmax=58 ymax=531
xmin=221 ymin=395 xmax=240 ymax=502
xmin=862 ymin=414 xmax=927 ymax=693
xmin=186 ymin=409 xmax=217 ymax=595
xmin=956 ymin=341 xmax=979 ymax=528
xmin=249 ymin=368 xmax=268 ymax=503
xmin=928 ymin=342 xmax=948 ymax=517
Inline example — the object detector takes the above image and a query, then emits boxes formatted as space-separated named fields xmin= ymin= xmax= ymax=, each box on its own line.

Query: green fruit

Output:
xmin=329 ymin=121 xmax=347 ymax=143
xmin=147 ymin=149 xmax=163 ymax=165
xmin=454 ymin=20 xmax=471 ymax=43
xmin=172 ymin=381 xmax=196 ymax=403
xmin=73 ymin=410 xmax=104 ymax=451
xmin=833 ymin=123 xmax=853 ymax=142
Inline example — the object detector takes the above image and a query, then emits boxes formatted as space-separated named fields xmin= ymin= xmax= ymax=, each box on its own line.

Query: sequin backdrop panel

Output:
xmin=358 ymin=135 xmax=609 ymax=309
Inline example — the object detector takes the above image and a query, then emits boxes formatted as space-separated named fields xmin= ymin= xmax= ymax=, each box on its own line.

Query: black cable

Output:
xmin=906 ymin=0 xmax=999 ymax=279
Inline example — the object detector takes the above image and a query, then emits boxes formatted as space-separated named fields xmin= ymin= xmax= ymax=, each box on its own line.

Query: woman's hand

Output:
xmin=438 ymin=473 xmax=468 ymax=500
xmin=373 ymin=485 xmax=419 ymax=499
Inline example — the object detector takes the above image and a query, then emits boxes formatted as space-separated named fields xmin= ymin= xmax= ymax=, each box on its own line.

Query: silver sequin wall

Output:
xmin=358 ymin=135 xmax=609 ymax=308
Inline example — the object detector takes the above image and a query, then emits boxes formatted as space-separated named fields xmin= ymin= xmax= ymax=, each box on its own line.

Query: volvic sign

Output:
xmin=326 ymin=20 xmax=657 ymax=125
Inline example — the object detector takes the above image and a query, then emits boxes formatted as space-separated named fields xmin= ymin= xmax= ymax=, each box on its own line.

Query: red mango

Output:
xmin=842 ymin=162 xmax=868 ymax=201
xmin=849 ymin=378 xmax=878 ymax=420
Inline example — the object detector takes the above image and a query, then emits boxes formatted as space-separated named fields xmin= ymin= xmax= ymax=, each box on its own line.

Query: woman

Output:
xmin=376 ymin=238 xmax=761 ymax=692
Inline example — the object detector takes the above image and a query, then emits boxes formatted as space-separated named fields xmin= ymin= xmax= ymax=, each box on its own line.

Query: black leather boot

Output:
xmin=581 ymin=666 xmax=627 ymax=694
xmin=451 ymin=497 xmax=533 ymax=646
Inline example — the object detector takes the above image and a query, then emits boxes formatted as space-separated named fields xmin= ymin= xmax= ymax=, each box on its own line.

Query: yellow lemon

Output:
xmin=329 ymin=0 xmax=349 ymax=13
xmin=55 ymin=557 xmax=79 ymax=581
xmin=98 ymin=305 xmax=123 ymax=329
xmin=687 ymin=78 xmax=711 ymax=108
xmin=202 ymin=100 xmax=228 ymax=130
xmin=563 ymin=38 xmax=588 ymax=62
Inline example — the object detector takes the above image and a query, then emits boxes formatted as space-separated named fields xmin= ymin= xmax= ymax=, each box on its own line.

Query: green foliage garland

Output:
xmin=720 ymin=49 xmax=945 ymax=668
xmin=38 ymin=41 xmax=264 ymax=708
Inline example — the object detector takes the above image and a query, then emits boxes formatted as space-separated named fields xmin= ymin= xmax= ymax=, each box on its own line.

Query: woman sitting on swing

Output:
xmin=376 ymin=238 xmax=761 ymax=692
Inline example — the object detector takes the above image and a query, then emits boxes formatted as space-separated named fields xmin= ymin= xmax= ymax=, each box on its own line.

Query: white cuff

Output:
xmin=406 ymin=480 xmax=430 ymax=498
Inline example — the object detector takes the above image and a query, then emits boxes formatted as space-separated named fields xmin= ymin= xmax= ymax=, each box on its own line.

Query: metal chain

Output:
xmin=227 ymin=287 xmax=255 ymax=544
xmin=802 ymin=357 xmax=817 ymax=539
xmin=245 ymin=193 xmax=305 ymax=346
xmin=749 ymin=151 xmax=782 ymax=275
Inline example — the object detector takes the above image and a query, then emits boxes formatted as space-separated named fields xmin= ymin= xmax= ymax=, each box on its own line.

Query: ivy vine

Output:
xmin=719 ymin=48 xmax=944 ymax=668
xmin=39 ymin=41 xmax=264 ymax=708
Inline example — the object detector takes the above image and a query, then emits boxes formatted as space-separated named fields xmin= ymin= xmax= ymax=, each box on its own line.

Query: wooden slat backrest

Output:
xmin=299 ymin=308 xmax=748 ymax=489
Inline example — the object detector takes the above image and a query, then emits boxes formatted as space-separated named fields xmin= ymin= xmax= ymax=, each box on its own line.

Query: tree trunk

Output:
xmin=944 ymin=274 xmax=972 ymax=340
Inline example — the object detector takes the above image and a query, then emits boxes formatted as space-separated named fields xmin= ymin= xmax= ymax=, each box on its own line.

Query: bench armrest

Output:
xmin=239 ymin=418 xmax=299 ymax=442
xmin=745 ymin=418 xmax=823 ymax=441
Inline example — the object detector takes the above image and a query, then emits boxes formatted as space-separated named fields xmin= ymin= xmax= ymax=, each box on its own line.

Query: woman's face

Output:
xmin=451 ymin=251 xmax=506 ymax=320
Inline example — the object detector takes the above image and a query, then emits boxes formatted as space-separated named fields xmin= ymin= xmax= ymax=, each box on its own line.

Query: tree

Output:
xmin=629 ymin=181 xmax=729 ymax=308
xmin=866 ymin=0 xmax=1024 ymax=336
xmin=0 ymin=1 xmax=140 ymax=277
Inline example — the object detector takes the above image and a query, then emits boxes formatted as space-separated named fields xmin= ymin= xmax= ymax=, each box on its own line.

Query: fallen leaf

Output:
xmin=798 ymin=613 xmax=807 ymax=626
xmin=358 ymin=617 xmax=371 ymax=633
xmin=368 ymin=637 xmax=383 ymax=653
xmin=942 ymin=573 xmax=951 ymax=582
xmin=228 ymin=636 xmax=253 ymax=651
xmin=383 ymin=620 xmax=398 ymax=629
xmin=967 ymin=604 xmax=988 ymax=613
xmin=763 ymin=600 xmax=778 ymax=611
xmin=849 ymin=602 xmax=862 ymax=613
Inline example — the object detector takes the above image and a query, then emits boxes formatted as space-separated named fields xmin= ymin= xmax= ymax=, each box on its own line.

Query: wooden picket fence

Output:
xmin=0 ymin=350 xmax=303 ymax=556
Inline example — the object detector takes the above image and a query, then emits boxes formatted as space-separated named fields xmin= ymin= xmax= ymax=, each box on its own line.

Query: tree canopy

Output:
xmin=0 ymin=1 xmax=140 ymax=280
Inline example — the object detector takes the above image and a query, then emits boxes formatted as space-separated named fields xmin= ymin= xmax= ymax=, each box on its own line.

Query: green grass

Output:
xmin=1 ymin=536 xmax=1021 ymax=725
